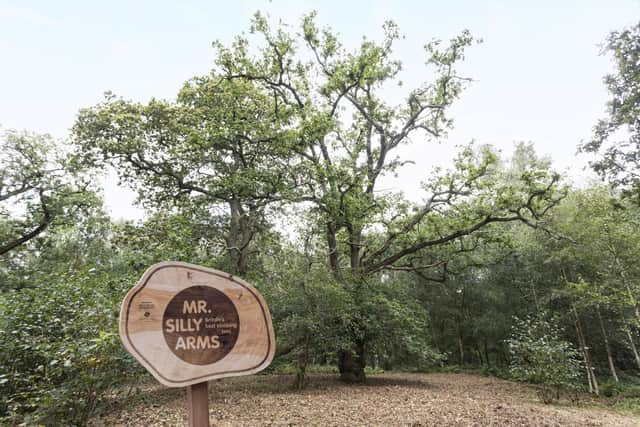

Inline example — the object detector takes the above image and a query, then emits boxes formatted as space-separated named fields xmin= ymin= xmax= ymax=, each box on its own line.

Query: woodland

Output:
xmin=1 ymin=12 xmax=640 ymax=426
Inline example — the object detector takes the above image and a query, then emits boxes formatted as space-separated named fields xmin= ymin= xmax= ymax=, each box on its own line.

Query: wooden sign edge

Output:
xmin=118 ymin=261 xmax=276 ymax=388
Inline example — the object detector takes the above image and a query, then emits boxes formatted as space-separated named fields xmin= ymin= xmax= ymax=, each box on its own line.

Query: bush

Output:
xmin=601 ymin=379 xmax=621 ymax=397
xmin=260 ymin=265 xmax=354 ymax=389
xmin=621 ymin=386 xmax=640 ymax=399
xmin=506 ymin=314 xmax=582 ymax=403
xmin=0 ymin=267 xmax=144 ymax=426
xmin=260 ymin=245 xmax=443 ymax=388
xmin=480 ymin=366 xmax=509 ymax=379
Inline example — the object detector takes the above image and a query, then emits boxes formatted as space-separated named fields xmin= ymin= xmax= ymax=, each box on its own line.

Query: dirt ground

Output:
xmin=90 ymin=373 xmax=639 ymax=426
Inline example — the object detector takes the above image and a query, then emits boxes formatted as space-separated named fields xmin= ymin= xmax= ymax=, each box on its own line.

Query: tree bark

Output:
xmin=475 ymin=345 xmax=483 ymax=366
xmin=325 ymin=224 xmax=371 ymax=383
xmin=596 ymin=304 xmax=619 ymax=383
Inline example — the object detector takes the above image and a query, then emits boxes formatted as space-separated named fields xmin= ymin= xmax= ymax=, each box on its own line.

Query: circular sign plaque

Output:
xmin=162 ymin=285 xmax=240 ymax=365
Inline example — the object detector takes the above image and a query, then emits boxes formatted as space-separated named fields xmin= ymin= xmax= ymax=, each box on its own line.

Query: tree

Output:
xmin=581 ymin=22 xmax=640 ymax=203
xmin=0 ymin=130 xmax=93 ymax=262
xmin=216 ymin=12 xmax=566 ymax=381
xmin=73 ymin=76 xmax=298 ymax=276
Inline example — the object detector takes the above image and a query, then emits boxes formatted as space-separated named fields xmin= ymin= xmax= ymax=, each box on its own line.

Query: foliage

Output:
xmin=111 ymin=211 xmax=224 ymax=270
xmin=73 ymin=71 xmax=298 ymax=275
xmin=507 ymin=314 xmax=582 ymax=403
xmin=601 ymin=378 xmax=621 ymax=397
xmin=0 ymin=130 xmax=96 ymax=260
xmin=262 ymin=260 xmax=351 ymax=388
xmin=0 ymin=267 xmax=143 ymax=426
xmin=362 ymin=272 xmax=443 ymax=370
xmin=212 ymin=11 xmax=565 ymax=382
xmin=260 ymin=240 xmax=441 ymax=388
xmin=581 ymin=22 xmax=640 ymax=203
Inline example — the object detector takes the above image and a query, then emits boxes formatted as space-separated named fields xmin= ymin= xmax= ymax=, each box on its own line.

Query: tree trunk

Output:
xmin=530 ymin=278 xmax=541 ymax=315
xmin=596 ymin=304 xmax=619 ymax=383
xmin=484 ymin=339 xmax=491 ymax=368
xmin=575 ymin=318 xmax=592 ymax=393
xmin=457 ymin=331 xmax=465 ymax=366
xmin=625 ymin=328 xmax=640 ymax=371
xmin=294 ymin=335 xmax=310 ymax=390
xmin=349 ymin=228 xmax=362 ymax=270
xmin=338 ymin=339 xmax=366 ymax=383
xmin=430 ymin=316 xmax=441 ymax=355
xmin=498 ymin=345 xmax=508 ymax=366
xmin=326 ymin=223 xmax=341 ymax=281
xmin=475 ymin=345 xmax=483 ymax=366
xmin=226 ymin=199 xmax=251 ymax=276
xmin=325 ymin=224 xmax=370 ymax=383
xmin=457 ymin=288 xmax=466 ymax=366
xmin=574 ymin=308 xmax=598 ymax=394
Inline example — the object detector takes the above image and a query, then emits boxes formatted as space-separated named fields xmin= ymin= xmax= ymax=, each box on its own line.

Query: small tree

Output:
xmin=507 ymin=314 xmax=582 ymax=403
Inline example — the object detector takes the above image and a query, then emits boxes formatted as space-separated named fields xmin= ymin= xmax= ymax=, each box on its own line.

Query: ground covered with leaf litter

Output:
xmin=90 ymin=373 xmax=638 ymax=426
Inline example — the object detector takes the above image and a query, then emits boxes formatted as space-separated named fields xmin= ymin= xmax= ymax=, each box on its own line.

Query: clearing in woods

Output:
xmin=90 ymin=373 xmax=639 ymax=426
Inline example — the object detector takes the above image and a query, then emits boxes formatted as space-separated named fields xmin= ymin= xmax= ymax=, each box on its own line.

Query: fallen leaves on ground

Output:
xmin=89 ymin=373 xmax=639 ymax=426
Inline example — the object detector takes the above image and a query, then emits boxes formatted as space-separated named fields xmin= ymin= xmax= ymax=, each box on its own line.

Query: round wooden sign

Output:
xmin=119 ymin=261 xmax=275 ymax=387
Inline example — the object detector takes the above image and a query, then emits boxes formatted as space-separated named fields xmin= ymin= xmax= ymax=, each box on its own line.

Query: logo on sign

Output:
xmin=162 ymin=285 xmax=240 ymax=365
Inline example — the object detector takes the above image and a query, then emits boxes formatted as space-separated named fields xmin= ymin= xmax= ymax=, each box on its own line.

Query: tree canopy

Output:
xmin=0 ymin=130 xmax=94 ymax=260
xmin=582 ymin=22 xmax=640 ymax=203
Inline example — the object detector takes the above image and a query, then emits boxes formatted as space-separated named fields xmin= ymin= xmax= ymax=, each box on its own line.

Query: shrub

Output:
xmin=601 ymin=379 xmax=621 ymax=397
xmin=506 ymin=314 xmax=582 ymax=403
xmin=0 ymin=268 xmax=144 ymax=426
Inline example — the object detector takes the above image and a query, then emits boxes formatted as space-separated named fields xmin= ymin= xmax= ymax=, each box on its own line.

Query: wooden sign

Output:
xmin=119 ymin=261 xmax=276 ymax=388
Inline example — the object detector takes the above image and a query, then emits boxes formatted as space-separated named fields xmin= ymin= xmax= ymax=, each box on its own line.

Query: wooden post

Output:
xmin=187 ymin=381 xmax=210 ymax=427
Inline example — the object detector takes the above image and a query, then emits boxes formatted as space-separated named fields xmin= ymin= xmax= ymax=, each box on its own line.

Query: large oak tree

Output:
xmin=214 ymin=12 xmax=566 ymax=381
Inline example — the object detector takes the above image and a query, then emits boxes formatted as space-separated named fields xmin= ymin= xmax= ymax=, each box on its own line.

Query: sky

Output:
xmin=1 ymin=0 xmax=638 ymax=220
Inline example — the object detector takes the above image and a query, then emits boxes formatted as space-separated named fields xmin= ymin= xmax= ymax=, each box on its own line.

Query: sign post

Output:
xmin=119 ymin=261 xmax=276 ymax=426
xmin=187 ymin=382 xmax=209 ymax=427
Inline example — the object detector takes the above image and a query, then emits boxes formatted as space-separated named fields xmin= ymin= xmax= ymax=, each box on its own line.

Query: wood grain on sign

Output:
xmin=119 ymin=261 xmax=276 ymax=387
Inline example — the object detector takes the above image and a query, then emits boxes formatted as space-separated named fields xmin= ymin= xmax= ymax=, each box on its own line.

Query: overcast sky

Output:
xmin=1 ymin=0 xmax=638 ymax=220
